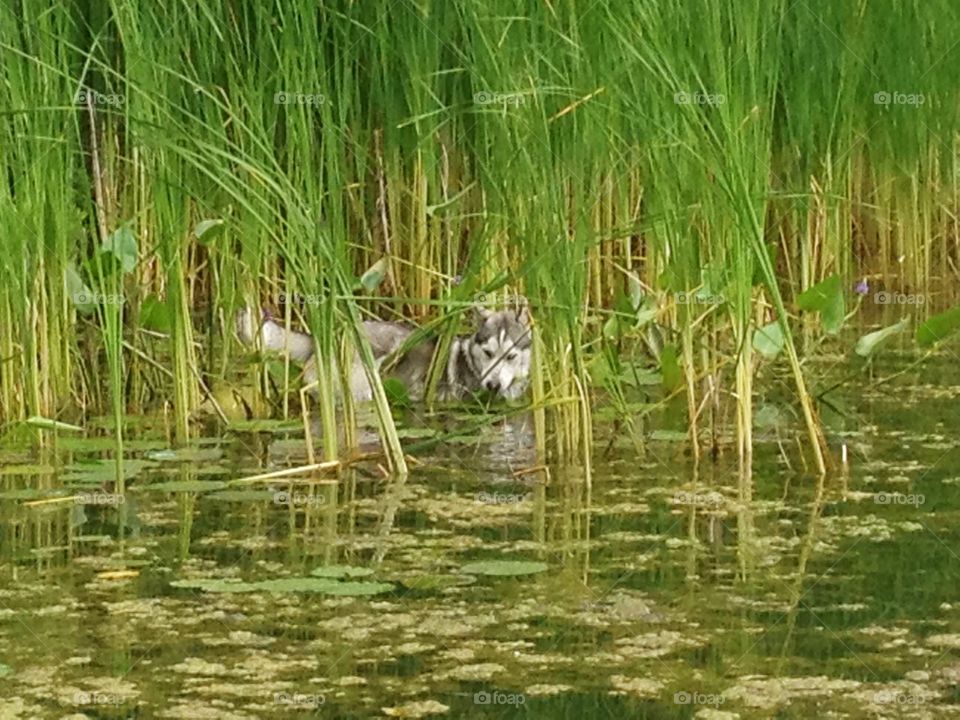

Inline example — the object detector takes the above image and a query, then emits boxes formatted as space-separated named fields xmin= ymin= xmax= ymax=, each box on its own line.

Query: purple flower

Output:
xmin=854 ymin=279 xmax=869 ymax=296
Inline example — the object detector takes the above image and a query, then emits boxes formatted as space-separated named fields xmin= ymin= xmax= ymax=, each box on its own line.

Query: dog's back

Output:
xmin=236 ymin=302 xmax=530 ymax=402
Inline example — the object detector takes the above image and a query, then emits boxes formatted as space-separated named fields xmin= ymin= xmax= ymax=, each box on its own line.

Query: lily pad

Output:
xmin=131 ymin=481 xmax=227 ymax=493
xmin=460 ymin=560 xmax=549 ymax=577
xmin=145 ymin=448 xmax=224 ymax=463
xmin=227 ymin=419 xmax=303 ymax=433
xmin=63 ymin=459 xmax=154 ymax=485
xmin=310 ymin=565 xmax=375 ymax=579
xmin=320 ymin=581 xmax=395 ymax=596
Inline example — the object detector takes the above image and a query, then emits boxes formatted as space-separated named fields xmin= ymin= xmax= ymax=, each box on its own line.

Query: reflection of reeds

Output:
xmin=2 ymin=0 xmax=958 ymax=474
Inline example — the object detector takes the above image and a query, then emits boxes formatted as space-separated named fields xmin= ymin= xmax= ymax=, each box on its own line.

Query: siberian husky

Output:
xmin=236 ymin=302 xmax=532 ymax=402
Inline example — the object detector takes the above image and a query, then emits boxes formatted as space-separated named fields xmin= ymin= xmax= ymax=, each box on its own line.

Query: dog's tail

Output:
xmin=235 ymin=306 xmax=314 ymax=362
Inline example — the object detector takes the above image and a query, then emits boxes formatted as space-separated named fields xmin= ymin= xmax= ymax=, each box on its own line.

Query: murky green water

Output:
xmin=3 ymin=350 xmax=960 ymax=718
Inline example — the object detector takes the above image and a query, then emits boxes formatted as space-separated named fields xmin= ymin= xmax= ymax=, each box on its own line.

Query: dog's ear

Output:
xmin=471 ymin=304 xmax=492 ymax=324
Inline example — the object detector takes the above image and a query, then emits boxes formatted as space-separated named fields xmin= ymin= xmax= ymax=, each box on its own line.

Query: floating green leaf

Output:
xmin=63 ymin=459 xmax=153 ymax=485
xmin=311 ymin=565 xmax=375 ymax=579
xmin=753 ymin=321 xmax=785 ymax=359
xmin=131 ymin=480 xmax=227 ymax=493
xmin=460 ymin=560 xmax=549 ymax=576
xmin=226 ymin=419 xmax=304 ymax=433
xmin=320 ymin=581 xmax=395 ymax=596
xmin=917 ymin=305 xmax=960 ymax=347
xmin=145 ymin=447 xmax=224 ymax=462
xmin=855 ymin=318 xmax=910 ymax=357
xmin=796 ymin=274 xmax=844 ymax=333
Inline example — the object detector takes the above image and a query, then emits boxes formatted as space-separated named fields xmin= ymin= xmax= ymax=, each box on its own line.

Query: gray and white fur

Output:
xmin=236 ymin=303 xmax=532 ymax=402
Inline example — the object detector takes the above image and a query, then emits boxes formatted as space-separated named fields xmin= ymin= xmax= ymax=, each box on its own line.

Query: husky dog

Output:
xmin=236 ymin=302 xmax=532 ymax=402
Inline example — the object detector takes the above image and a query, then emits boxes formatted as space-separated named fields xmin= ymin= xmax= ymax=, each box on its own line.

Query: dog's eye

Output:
xmin=484 ymin=349 xmax=495 ymax=359
xmin=506 ymin=352 xmax=517 ymax=361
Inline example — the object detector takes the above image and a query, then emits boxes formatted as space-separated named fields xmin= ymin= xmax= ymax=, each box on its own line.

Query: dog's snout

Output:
xmin=484 ymin=379 xmax=501 ymax=393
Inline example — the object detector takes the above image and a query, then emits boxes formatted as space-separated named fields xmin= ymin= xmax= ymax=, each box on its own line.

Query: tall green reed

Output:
xmin=2 ymin=0 xmax=959 ymax=478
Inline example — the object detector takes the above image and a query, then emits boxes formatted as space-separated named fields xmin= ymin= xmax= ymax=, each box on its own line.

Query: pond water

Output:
xmin=2 ymin=348 xmax=960 ymax=718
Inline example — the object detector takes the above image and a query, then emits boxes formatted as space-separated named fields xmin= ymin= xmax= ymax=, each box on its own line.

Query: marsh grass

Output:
xmin=1 ymin=0 xmax=959 ymax=476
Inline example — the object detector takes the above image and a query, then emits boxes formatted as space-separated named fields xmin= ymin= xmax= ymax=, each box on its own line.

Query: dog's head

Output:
xmin=467 ymin=301 xmax=532 ymax=400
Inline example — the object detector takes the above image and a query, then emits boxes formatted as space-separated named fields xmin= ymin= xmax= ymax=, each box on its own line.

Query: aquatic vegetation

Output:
xmin=0 ymin=0 xmax=958 ymax=483
xmin=459 ymin=560 xmax=549 ymax=577
xmin=3 ymin=2 xmax=960 ymax=716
